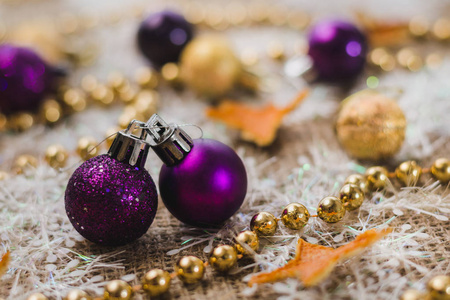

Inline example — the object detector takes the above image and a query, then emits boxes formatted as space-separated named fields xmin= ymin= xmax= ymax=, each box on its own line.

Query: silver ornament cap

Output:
xmin=146 ymin=114 xmax=194 ymax=166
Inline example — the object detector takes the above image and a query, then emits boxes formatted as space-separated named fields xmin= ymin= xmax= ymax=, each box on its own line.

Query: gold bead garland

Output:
xmin=400 ymin=275 xmax=450 ymax=300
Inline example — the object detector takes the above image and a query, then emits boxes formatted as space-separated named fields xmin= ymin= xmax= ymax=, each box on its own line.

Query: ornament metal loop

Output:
xmin=145 ymin=114 xmax=194 ymax=166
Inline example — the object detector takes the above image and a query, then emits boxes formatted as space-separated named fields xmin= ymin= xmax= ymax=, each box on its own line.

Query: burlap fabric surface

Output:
xmin=0 ymin=0 xmax=449 ymax=299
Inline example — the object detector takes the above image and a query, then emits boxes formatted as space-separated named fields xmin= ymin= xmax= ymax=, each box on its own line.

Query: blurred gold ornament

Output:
xmin=427 ymin=275 xmax=450 ymax=300
xmin=396 ymin=160 xmax=422 ymax=186
xmin=135 ymin=67 xmax=159 ymax=89
xmin=90 ymin=84 xmax=114 ymax=105
xmin=9 ymin=112 xmax=34 ymax=131
xmin=336 ymin=90 xmax=406 ymax=160
xmin=77 ymin=137 xmax=98 ymax=160
xmin=63 ymin=89 xmax=87 ymax=112
xmin=64 ymin=289 xmax=92 ymax=300
xmin=339 ymin=184 xmax=364 ymax=211
xmin=365 ymin=166 xmax=389 ymax=191
xmin=103 ymin=280 xmax=133 ymax=300
xmin=180 ymin=35 xmax=243 ymax=98
xmin=40 ymin=99 xmax=62 ymax=124
xmin=400 ymin=289 xmax=426 ymax=300
xmin=344 ymin=174 xmax=368 ymax=193
xmin=134 ymin=90 xmax=158 ymax=116
xmin=161 ymin=62 xmax=182 ymax=86
xmin=250 ymin=211 xmax=278 ymax=236
xmin=118 ymin=106 xmax=145 ymax=129
xmin=235 ymin=230 xmax=259 ymax=255
xmin=431 ymin=158 xmax=450 ymax=183
xmin=317 ymin=196 xmax=346 ymax=223
xmin=209 ymin=245 xmax=238 ymax=272
xmin=142 ymin=269 xmax=171 ymax=297
xmin=26 ymin=293 xmax=48 ymax=300
xmin=14 ymin=154 xmax=38 ymax=174
xmin=80 ymin=75 xmax=98 ymax=93
xmin=45 ymin=144 xmax=69 ymax=169
xmin=9 ymin=20 xmax=64 ymax=63
xmin=175 ymin=256 xmax=205 ymax=284
xmin=280 ymin=203 xmax=310 ymax=230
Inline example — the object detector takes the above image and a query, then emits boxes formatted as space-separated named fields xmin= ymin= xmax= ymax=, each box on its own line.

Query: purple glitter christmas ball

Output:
xmin=65 ymin=154 xmax=158 ymax=246
xmin=308 ymin=20 xmax=368 ymax=81
xmin=137 ymin=10 xmax=194 ymax=67
xmin=0 ymin=44 xmax=58 ymax=114
xmin=159 ymin=139 xmax=247 ymax=227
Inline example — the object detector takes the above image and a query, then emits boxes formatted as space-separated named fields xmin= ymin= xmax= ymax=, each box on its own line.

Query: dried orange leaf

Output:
xmin=206 ymin=89 xmax=308 ymax=147
xmin=249 ymin=228 xmax=392 ymax=287
xmin=0 ymin=251 xmax=10 ymax=278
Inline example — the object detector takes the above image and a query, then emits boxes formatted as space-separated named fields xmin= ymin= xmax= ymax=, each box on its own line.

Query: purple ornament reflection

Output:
xmin=137 ymin=10 xmax=194 ymax=67
xmin=308 ymin=20 xmax=368 ymax=81
xmin=0 ymin=44 xmax=58 ymax=114
xmin=65 ymin=154 xmax=158 ymax=246
xmin=159 ymin=139 xmax=247 ymax=227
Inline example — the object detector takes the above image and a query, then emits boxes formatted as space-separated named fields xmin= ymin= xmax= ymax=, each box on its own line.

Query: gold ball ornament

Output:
xmin=64 ymin=289 xmax=92 ymax=300
xmin=400 ymin=289 xmax=426 ymax=300
xmin=142 ymin=269 xmax=171 ymax=297
xmin=180 ymin=35 xmax=242 ymax=98
xmin=339 ymin=184 xmax=364 ymax=211
xmin=336 ymin=90 xmax=407 ymax=160
xmin=103 ymin=280 xmax=133 ymax=300
xmin=26 ymin=293 xmax=48 ymax=300
xmin=210 ymin=245 xmax=238 ymax=273
xmin=280 ymin=203 xmax=310 ymax=230
xmin=344 ymin=174 xmax=368 ymax=193
xmin=45 ymin=144 xmax=69 ymax=169
xmin=77 ymin=136 xmax=98 ymax=160
xmin=427 ymin=275 xmax=450 ymax=300
xmin=396 ymin=160 xmax=422 ymax=186
xmin=317 ymin=196 xmax=346 ymax=223
xmin=235 ymin=230 xmax=259 ymax=255
xmin=365 ymin=166 xmax=389 ymax=191
xmin=431 ymin=158 xmax=450 ymax=183
xmin=14 ymin=154 xmax=38 ymax=174
xmin=175 ymin=256 xmax=205 ymax=284
xmin=250 ymin=211 xmax=278 ymax=236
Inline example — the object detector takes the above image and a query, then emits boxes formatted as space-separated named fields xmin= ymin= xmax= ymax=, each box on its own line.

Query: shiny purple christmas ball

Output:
xmin=0 ymin=44 xmax=58 ymax=114
xmin=308 ymin=20 xmax=368 ymax=81
xmin=159 ymin=139 xmax=247 ymax=227
xmin=65 ymin=154 xmax=158 ymax=246
xmin=137 ymin=10 xmax=194 ymax=67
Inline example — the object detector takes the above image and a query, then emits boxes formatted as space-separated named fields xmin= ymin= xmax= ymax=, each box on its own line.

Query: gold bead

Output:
xmin=103 ymin=280 xmax=133 ymax=300
xmin=63 ymin=89 xmax=88 ymax=112
xmin=107 ymin=71 xmax=127 ymax=93
xmin=431 ymin=158 xmax=450 ymax=183
xmin=26 ymin=293 xmax=48 ymax=300
xmin=161 ymin=63 xmax=182 ymax=86
xmin=250 ymin=212 xmax=278 ymax=236
xmin=0 ymin=113 xmax=7 ymax=131
xmin=81 ymin=74 xmax=98 ymax=93
xmin=235 ymin=230 xmax=259 ymax=255
xmin=45 ymin=144 xmax=69 ymax=169
xmin=317 ymin=196 xmax=346 ymax=223
xmin=344 ymin=174 xmax=368 ymax=193
xmin=280 ymin=203 xmax=310 ymax=230
xmin=409 ymin=16 xmax=430 ymax=38
xmin=432 ymin=18 xmax=450 ymax=40
xmin=0 ymin=171 xmax=9 ymax=181
xmin=396 ymin=48 xmax=416 ymax=68
xmin=240 ymin=48 xmax=259 ymax=67
xmin=142 ymin=269 xmax=171 ymax=297
xmin=180 ymin=35 xmax=242 ymax=98
xmin=336 ymin=90 xmax=406 ymax=160
xmin=400 ymin=289 xmax=426 ymax=300
xmin=117 ymin=85 xmax=138 ymax=104
xmin=209 ymin=245 xmax=238 ymax=273
xmin=267 ymin=41 xmax=285 ymax=60
xmin=90 ymin=85 xmax=115 ymax=105
xmin=365 ymin=166 xmax=389 ymax=191
xmin=9 ymin=112 xmax=34 ymax=131
xmin=339 ymin=184 xmax=364 ymax=211
xmin=134 ymin=90 xmax=158 ymax=116
xmin=64 ymin=289 xmax=92 ymax=300
xmin=427 ymin=275 xmax=450 ymax=300
xmin=118 ymin=106 xmax=144 ymax=129
xmin=396 ymin=160 xmax=422 ymax=186
xmin=175 ymin=256 xmax=205 ymax=284
xmin=40 ymin=99 xmax=63 ymax=124
xmin=134 ymin=67 xmax=158 ymax=89
xmin=77 ymin=137 xmax=98 ymax=160
xmin=14 ymin=154 xmax=38 ymax=174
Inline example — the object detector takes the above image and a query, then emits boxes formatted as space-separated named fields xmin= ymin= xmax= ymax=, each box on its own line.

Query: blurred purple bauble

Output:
xmin=137 ymin=10 xmax=194 ymax=67
xmin=308 ymin=20 xmax=368 ymax=82
xmin=159 ymin=139 xmax=247 ymax=227
xmin=0 ymin=44 xmax=58 ymax=114
xmin=65 ymin=154 xmax=158 ymax=246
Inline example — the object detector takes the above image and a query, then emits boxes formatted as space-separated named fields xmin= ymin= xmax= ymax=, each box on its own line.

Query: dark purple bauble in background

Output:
xmin=308 ymin=20 xmax=368 ymax=82
xmin=0 ymin=44 xmax=58 ymax=114
xmin=159 ymin=139 xmax=247 ymax=227
xmin=137 ymin=10 xmax=194 ymax=67
xmin=65 ymin=154 xmax=158 ymax=246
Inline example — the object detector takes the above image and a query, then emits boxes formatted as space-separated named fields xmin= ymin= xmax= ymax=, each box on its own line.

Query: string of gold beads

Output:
xmin=248 ymin=158 xmax=450 ymax=237
xmin=400 ymin=275 xmax=450 ymax=300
